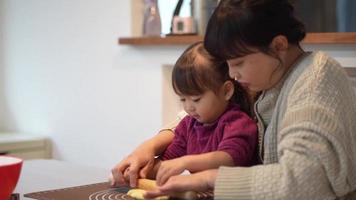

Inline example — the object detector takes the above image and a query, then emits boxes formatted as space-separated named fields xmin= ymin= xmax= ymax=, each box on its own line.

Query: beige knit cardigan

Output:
xmin=214 ymin=51 xmax=356 ymax=200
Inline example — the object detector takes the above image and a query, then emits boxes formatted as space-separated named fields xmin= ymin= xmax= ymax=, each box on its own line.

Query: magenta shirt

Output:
xmin=161 ymin=104 xmax=258 ymax=166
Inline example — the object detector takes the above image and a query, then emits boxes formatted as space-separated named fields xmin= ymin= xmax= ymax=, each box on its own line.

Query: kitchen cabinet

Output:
xmin=0 ymin=133 xmax=51 ymax=160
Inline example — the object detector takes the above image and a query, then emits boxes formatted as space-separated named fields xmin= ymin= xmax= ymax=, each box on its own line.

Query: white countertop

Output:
xmin=14 ymin=159 xmax=110 ymax=199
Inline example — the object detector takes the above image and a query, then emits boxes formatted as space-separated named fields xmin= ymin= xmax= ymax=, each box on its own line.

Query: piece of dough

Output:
xmin=137 ymin=179 xmax=158 ymax=191
xmin=128 ymin=179 xmax=197 ymax=200
xmin=127 ymin=188 xmax=168 ymax=200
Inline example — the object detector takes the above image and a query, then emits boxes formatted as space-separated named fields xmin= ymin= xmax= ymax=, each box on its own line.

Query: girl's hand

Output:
xmin=145 ymin=169 xmax=218 ymax=199
xmin=111 ymin=147 xmax=155 ymax=188
xmin=111 ymin=130 xmax=175 ymax=188
xmin=156 ymin=158 xmax=186 ymax=186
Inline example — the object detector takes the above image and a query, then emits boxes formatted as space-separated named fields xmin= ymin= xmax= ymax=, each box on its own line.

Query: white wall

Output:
xmin=0 ymin=0 xmax=355 ymax=170
xmin=0 ymin=0 xmax=187 ymax=169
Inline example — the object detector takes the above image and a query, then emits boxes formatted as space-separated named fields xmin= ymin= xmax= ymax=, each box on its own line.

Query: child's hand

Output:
xmin=111 ymin=129 xmax=175 ymax=188
xmin=109 ymin=168 xmax=131 ymax=187
xmin=111 ymin=149 xmax=155 ymax=188
xmin=156 ymin=158 xmax=186 ymax=186
xmin=145 ymin=169 xmax=217 ymax=199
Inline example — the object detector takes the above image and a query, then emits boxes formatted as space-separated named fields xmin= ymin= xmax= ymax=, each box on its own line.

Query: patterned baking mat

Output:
xmin=24 ymin=182 xmax=213 ymax=200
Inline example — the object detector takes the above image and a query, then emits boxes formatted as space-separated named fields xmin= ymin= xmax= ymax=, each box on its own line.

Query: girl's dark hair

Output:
xmin=172 ymin=41 xmax=250 ymax=115
xmin=204 ymin=0 xmax=306 ymax=60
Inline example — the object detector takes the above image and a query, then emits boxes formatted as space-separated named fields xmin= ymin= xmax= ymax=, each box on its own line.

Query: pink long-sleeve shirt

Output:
xmin=161 ymin=104 xmax=258 ymax=166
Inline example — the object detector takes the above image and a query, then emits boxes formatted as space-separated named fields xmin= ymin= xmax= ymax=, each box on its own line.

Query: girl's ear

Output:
xmin=223 ymin=81 xmax=235 ymax=101
xmin=270 ymin=35 xmax=289 ymax=53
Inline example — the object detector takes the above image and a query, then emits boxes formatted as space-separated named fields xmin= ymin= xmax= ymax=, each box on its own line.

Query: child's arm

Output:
xmin=156 ymin=151 xmax=233 ymax=186
xmin=180 ymin=151 xmax=234 ymax=172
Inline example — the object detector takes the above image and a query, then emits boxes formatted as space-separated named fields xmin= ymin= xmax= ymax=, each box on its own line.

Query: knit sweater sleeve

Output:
xmin=214 ymin=52 xmax=356 ymax=199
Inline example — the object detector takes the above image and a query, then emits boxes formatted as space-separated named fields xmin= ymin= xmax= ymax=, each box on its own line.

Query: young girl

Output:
xmin=153 ymin=41 xmax=257 ymax=185
xmin=112 ymin=42 xmax=258 ymax=187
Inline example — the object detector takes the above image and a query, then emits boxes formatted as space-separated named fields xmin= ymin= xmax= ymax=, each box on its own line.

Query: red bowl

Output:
xmin=0 ymin=156 xmax=23 ymax=200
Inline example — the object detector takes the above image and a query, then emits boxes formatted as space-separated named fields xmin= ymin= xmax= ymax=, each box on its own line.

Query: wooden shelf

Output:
xmin=119 ymin=32 xmax=356 ymax=46
xmin=303 ymin=32 xmax=356 ymax=44
xmin=119 ymin=35 xmax=204 ymax=45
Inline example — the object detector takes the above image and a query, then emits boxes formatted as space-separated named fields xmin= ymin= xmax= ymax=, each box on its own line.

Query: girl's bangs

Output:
xmin=205 ymin=12 xmax=255 ymax=60
xmin=172 ymin=65 xmax=206 ymax=96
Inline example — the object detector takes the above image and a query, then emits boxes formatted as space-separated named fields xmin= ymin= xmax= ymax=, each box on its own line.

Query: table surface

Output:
xmin=14 ymin=159 xmax=110 ymax=200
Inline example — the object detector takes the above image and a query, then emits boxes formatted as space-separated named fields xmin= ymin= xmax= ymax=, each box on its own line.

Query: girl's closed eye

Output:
xmin=179 ymin=98 xmax=186 ymax=102
xmin=235 ymin=61 xmax=244 ymax=67
xmin=192 ymin=97 xmax=201 ymax=102
xmin=229 ymin=58 xmax=244 ymax=68
xmin=232 ymin=60 xmax=243 ymax=68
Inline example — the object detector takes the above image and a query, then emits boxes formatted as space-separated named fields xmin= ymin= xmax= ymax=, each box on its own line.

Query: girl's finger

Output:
xmin=128 ymin=162 xmax=140 ymax=187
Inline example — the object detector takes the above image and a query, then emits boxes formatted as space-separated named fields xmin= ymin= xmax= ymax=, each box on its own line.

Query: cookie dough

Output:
xmin=127 ymin=188 xmax=168 ymax=200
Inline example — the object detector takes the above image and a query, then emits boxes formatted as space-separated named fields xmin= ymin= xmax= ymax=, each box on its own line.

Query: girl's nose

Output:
xmin=185 ymin=103 xmax=195 ymax=112
xmin=231 ymin=72 xmax=241 ymax=81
